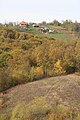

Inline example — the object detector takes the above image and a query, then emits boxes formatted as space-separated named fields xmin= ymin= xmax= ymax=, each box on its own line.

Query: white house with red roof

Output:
xmin=19 ymin=21 xmax=28 ymax=27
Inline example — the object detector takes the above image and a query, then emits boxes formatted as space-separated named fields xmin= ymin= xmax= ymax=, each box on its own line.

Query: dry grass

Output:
xmin=1 ymin=74 xmax=80 ymax=113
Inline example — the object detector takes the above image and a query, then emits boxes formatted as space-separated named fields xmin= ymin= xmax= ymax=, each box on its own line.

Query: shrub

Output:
xmin=21 ymin=42 xmax=31 ymax=50
xmin=34 ymin=66 xmax=44 ymax=79
xmin=3 ymin=29 xmax=16 ymax=39
xmin=28 ymin=66 xmax=36 ymax=81
xmin=0 ymin=53 xmax=12 ymax=68
xmin=15 ymin=32 xmax=20 ymax=39
xmin=1 ymin=47 xmax=11 ymax=52
xmin=25 ymin=97 xmax=51 ymax=119
xmin=53 ymin=59 xmax=65 ymax=75
xmin=0 ymin=68 xmax=20 ymax=92
xmin=10 ymin=98 xmax=79 ymax=120
xmin=11 ymin=104 xmax=24 ymax=120
xmin=0 ymin=69 xmax=10 ymax=91
xmin=77 ymin=112 xmax=80 ymax=120
xmin=11 ymin=97 xmax=51 ymax=120
xmin=7 ymin=32 xmax=15 ymax=39
xmin=0 ymin=114 xmax=8 ymax=120
xmin=19 ymin=33 xmax=27 ymax=40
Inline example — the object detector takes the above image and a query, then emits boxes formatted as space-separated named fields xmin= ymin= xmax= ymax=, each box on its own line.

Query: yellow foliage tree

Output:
xmin=34 ymin=66 xmax=43 ymax=79
xmin=54 ymin=59 xmax=65 ymax=75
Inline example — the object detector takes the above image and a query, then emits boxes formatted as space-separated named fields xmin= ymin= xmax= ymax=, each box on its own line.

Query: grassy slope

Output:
xmin=25 ymin=25 xmax=76 ymax=41
xmin=1 ymin=74 xmax=80 ymax=113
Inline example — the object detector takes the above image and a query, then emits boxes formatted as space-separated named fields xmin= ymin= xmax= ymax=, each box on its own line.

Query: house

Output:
xmin=40 ymin=27 xmax=49 ymax=33
xmin=39 ymin=27 xmax=55 ymax=34
xmin=49 ymin=29 xmax=55 ymax=33
xmin=19 ymin=21 xmax=28 ymax=27
xmin=32 ymin=24 xmax=39 ymax=28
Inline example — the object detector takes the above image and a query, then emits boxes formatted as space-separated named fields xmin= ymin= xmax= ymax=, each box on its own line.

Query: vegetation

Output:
xmin=0 ymin=21 xmax=80 ymax=91
xmin=0 ymin=20 xmax=80 ymax=119
xmin=0 ymin=96 xmax=80 ymax=120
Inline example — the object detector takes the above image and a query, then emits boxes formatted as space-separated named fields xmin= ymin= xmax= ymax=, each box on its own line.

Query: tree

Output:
xmin=53 ymin=20 xmax=61 ymax=26
xmin=62 ymin=20 xmax=73 ymax=30
xmin=53 ymin=59 xmax=65 ymax=75
xmin=72 ymin=23 xmax=80 ymax=32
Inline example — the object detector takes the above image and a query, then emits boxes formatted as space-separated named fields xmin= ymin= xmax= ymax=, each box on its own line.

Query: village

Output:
xmin=19 ymin=20 xmax=55 ymax=34
xmin=3 ymin=20 xmax=74 ymax=41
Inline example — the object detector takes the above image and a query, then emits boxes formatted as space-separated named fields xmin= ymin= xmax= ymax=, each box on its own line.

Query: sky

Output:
xmin=0 ymin=0 xmax=80 ymax=23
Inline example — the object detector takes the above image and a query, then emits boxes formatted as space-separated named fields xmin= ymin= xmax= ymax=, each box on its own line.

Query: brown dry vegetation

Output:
xmin=0 ymin=74 xmax=80 ymax=114
xmin=3 ymin=74 xmax=80 ymax=109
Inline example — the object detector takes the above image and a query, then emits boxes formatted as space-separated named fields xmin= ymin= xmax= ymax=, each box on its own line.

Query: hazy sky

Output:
xmin=0 ymin=0 xmax=80 ymax=23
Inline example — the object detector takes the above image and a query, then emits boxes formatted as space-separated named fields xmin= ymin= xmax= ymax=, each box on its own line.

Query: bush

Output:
xmin=10 ymin=97 xmax=79 ymax=120
xmin=11 ymin=97 xmax=51 ymax=120
xmin=34 ymin=66 xmax=44 ymax=79
xmin=0 ymin=69 xmax=20 ymax=92
xmin=3 ymin=29 xmax=16 ymax=39
xmin=0 ymin=53 xmax=12 ymax=68
xmin=28 ymin=66 xmax=36 ymax=81
xmin=11 ymin=104 xmax=24 ymax=120
xmin=0 ymin=114 xmax=8 ymax=120
xmin=21 ymin=42 xmax=31 ymax=50
xmin=19 ymin=33 xmax=27 ymax=40
xmin=0 ymin=69 xmax=10 ymax=91
xmin=53 ymin=59 xmax=65 ymax=75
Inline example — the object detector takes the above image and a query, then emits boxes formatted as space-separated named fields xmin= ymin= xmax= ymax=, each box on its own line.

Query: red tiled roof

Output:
xmin=19 ymin=21 xmax=27 ymax=25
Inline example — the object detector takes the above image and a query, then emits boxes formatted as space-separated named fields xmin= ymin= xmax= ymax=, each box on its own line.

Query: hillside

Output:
xmin=0 ymin=22 xmax=80 ymax=119
xmin=1 ymin=74 xmax=80 ymax=113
